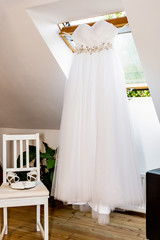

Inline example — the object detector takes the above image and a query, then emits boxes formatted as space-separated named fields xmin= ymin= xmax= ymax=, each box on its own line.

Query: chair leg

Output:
xmin=44 ymin=200 xmax=48 ymax=240
xmin=36 ymin=205 xmax=40 ymax=231
xmin=3 ymin=207 xmax=8 ymax=234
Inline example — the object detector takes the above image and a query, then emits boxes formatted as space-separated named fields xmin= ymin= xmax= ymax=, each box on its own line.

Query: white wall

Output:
xmin=128 ymin=98 xmax=160 ymax=172
xmin=122 ymin=0 xmax=160 ymax=121
xmin=0 ymin=0 xmax=66 ymax=129
xmin=27 ymin=9 xmax=73 ymax=78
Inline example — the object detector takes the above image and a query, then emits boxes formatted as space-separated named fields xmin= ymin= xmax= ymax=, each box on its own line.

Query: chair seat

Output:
xmin=0 ymin=181 xmax=49 ymax=199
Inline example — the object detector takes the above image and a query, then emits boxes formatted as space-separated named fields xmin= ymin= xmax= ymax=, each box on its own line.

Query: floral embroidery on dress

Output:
xmin=75 ymin=42 xmax=112 ymax=54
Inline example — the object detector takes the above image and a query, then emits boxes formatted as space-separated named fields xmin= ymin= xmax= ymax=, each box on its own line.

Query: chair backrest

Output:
xmin=3 ymin=133 xmax=40 ymax=183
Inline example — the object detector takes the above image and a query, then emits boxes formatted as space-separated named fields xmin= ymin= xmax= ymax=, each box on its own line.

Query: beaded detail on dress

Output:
xmin=75 ymin=42 xmax=112 ymax=54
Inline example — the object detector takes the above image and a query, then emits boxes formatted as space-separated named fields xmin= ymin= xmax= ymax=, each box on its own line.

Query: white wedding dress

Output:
xmin=53 ymin=20 xmax=143 ymax=224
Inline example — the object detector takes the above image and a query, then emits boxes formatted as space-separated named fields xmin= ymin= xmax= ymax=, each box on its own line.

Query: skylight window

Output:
xmin=59 ymin=11 xmax=126 ymax=29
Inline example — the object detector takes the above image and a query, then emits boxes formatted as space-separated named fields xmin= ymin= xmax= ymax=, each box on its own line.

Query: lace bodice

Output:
xmin=73 ymin=20 xmax=118 ymax=54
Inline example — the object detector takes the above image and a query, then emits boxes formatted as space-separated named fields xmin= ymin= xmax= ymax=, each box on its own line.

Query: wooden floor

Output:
xmin=0 ymin=201 xmax=146 ymax=240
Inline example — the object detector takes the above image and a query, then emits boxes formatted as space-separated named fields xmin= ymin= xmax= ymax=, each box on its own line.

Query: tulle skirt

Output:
xmin=52 ymin=49 xmax=143 ymax=224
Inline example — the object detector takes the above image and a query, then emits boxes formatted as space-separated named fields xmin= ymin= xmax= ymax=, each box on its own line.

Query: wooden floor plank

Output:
xmin=0 ymin=202 xmax=146 ymax=240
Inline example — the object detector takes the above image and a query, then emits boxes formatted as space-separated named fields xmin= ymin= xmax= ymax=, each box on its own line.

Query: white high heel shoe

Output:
xmin=27 ymin=169 xmax=37 ymax=182
xmin=25 ymin=169 xmax=38 ymax=188
xmin=6 ymin=171 xmax=20 ymax=185
xmin=7 ymin=171 xmax=25 ymax=189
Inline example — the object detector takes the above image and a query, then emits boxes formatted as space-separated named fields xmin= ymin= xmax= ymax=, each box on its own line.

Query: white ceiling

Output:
xmin=0 ymin=0 xmax=124 ymax=129
xmin=28 ymin=0 xmax=124 ymax=23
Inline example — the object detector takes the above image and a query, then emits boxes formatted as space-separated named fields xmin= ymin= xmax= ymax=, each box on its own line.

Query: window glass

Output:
xmin=59 ymin=11 xmax=126 ymax=28
xmin=115 ymin=30 xmax=145 ymax=85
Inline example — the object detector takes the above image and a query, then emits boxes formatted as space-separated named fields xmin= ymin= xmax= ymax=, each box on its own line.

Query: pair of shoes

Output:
xmin=6 ymin=170 xmax=37 ymax=189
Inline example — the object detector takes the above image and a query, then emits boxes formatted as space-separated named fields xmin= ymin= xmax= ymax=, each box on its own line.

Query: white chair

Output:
xmin=0 ymin=133 xmax=49 ymax=240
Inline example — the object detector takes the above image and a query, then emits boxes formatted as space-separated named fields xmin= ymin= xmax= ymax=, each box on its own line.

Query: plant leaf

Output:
xmin=47 ymin=159 xmax=55 ymax=170
xmin=42 ymin=142 xmax=55 ymax=156
xmin=46 ymin=147 xmax=55 ymax=156
xmin=40 ymin=153 xmax=50 ymax=159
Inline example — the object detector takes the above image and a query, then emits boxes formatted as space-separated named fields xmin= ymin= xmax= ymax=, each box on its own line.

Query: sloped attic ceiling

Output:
xmin=0 ymin=0 xmax=124 ymax=129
